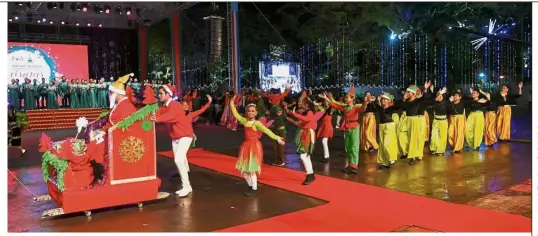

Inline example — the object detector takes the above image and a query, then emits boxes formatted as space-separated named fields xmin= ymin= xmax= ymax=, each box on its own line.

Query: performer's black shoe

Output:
xmin=345 ymin=167 xmax=358 ymax=174
xmin=320 ymin=158 xmax=329 ymax=163
xmin=169 ymin=174 xmax=180 ymax=180
xmin=399 ymin=155 xmax=407 ymax=159
xmin=244 ymin=188 xmax=258 ymax=196
xmin=408 ymin=158 xmax=416 ymax=165
xmin=302 ymin=174 xmax=316 ymax=185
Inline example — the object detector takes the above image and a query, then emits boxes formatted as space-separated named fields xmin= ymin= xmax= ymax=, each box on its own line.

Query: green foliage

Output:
xmin=15 ymin=112 xmax=28 ymax=129
xmin=41 ymin=151 xmax=68 ymax=192
xmin=116 ymin=103 xmax=159 ymax=131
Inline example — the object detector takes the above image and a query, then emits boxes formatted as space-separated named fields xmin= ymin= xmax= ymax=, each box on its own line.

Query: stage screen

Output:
xmin=259 ymin=61 xmax=302 ymax=93
xmin=8 ymin=42 xmax=89 ymax=85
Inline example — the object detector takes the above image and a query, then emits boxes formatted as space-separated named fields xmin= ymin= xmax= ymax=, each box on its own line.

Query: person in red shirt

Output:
xmin=319 ymin=86 xmax=366 ymax=174
xmin=151 ymin=85 xmax=211 ymax=197
xmin=259 ymin=87 xmax=290 ymax=107
xmin=314 ymin=99 xmax=334 ymax=163
xmin=287 ymin=91 xmax=324 ymax=185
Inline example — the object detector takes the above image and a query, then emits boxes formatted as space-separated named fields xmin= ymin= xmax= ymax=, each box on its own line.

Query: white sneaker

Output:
xmin=175 ymin=186 xmax=192 ymax=197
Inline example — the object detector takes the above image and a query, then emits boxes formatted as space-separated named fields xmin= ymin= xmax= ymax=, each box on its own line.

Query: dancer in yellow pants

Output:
xmin=368 ymin=92 xmax=398 ymax=168
xmin=402 ymin=81 xmax=433 ymax=165
xmin=429 ymin=88 xmax=449 ymax=155
xmin=360 ymin=91 xmax=379 ymax=152
xmin=494 ymin=82 xmax=523 ymax=141
xmin=447 ymin=91 xmax=466 ymax=153
xmin=479 ymin=89 xmax=497 ymax=146
xmin=464 ymin=88 xmax=488 ymax=150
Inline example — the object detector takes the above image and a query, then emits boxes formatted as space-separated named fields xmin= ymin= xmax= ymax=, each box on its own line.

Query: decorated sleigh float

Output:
xmin=36 ymin=86 xmax=169 ymax=218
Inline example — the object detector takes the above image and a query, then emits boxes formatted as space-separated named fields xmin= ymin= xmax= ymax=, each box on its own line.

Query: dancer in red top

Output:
xmin=287 ymin=92 xmax=324 ymax=185
xmin=260 ymin=88 xmax=290 ymax=107
xmin=315 ymin=99 xmax=334 ymax=163
xmin=229 ymin=96 xmax=284 ymax=196
xmin=151 ymin=85 xmax=211 ymax=197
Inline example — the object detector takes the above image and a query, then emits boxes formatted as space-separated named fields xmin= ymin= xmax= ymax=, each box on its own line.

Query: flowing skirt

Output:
xmin=235 ymin=139 xmax=263 ymax=174
xmin=377 ymin=122 xmax=397 ymax=165
xmin=295 ymin=128 xmax=315 ymax=155
xmin=360 ymin=113 xmax=379 ymax=151
xmin=397 ymin=112 xmax=408 ymax=157
xmin=465 ymin=111 xmax=485 ymax=149
xmin=424 ymin=112 xmax=430 ymax=142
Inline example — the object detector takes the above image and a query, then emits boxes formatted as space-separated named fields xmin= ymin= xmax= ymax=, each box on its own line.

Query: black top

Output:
xmin=374 ymin=104 xmax=398 ymax=124
xmin=364 ymin=102 xmax=378 ymax=113
xmin=447 ymin=98 xmax=487 ymax=115
xmin=432 ymin=100 xmax=450 ymax=116
xmin=492 ymin=92 xmax=521 ymax=107
xmin=402 ymin=91 xmax=433 ymax=117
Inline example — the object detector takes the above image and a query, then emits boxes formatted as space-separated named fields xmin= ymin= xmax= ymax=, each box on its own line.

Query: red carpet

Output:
xmin=159 ymin=149 xmax=531 ymax=232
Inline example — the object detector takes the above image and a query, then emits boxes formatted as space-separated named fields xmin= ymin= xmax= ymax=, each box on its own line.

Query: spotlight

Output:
xmin=76 ymin=22 xmax=80 ymax=26
xmin=125 ymin=7 xmax=132 ymax=16
xmin=512 ymin=23 xmax=516 ymax=26
xmin=61 ymin=21 xmax=65 ymax=25
xmin=99 ymin=7 xmax=103 ymax=13
xmin=99 ymin=24 xmax=102 ymax=27
xmin=448 ymin=26 xmax=452 ymax=29
xmin=104 ymin=5 xmax=110 ymax=14
xmin=17 ymin=2 xmax=23 ymax=6
xmin=53 ymin=3 xmax=57 ymax=9
xmin=479 ymin=73 xmax=485 ymax=77
xmin=49 ymin=21 xmax=53 ymax=24
xmin=500 ymin=75 xmax=505 ymax=79
xmin=83 ymin=5 xmax=88 ymax=12
xmin=87 ymin=23 xmax=91 ymax=26
xmin=14 ymin=15 xmax=18 ymax=20
xmin=37 ymin=20 xmax=41 ymax=23
xmin=76 ymin=4 xmax=81 ymax=11
xmin=8 ymin=18 xmax=12 ymax=22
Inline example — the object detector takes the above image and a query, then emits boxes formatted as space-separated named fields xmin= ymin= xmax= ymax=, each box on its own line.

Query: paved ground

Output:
xmin=7 ymin=122 xmax=532 ymax=232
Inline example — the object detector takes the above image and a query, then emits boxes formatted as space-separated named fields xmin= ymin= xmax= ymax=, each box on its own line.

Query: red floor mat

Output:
xmin=159 ymin=149 xmax=530 ymax=232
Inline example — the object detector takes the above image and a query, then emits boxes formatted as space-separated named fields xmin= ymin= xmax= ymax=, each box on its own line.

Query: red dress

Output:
xmin=316 ymin=114 xmax=334 ymax=138
xmin=236 ymin=125 xmax=264 ymax=174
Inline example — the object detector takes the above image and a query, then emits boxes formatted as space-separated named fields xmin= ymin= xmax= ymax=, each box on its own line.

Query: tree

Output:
xmin=143 ymin=85 xmax=158 ymax=104
xmin=39 ymin=133 xmax=52 ymax=152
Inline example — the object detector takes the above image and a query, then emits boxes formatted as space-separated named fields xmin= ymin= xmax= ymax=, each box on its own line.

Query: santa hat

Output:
xmin=109 ymin=73 xmax=133 ymax=95
xmin=381 ymin=92 xmax=394 ymax=102
xmin=406 ymin=85 xmax=422 ymax=97
xmin=162 ymin=84 xmax=176 ymax=97
xmin=347 ymin=85 xmax=356 ymax=97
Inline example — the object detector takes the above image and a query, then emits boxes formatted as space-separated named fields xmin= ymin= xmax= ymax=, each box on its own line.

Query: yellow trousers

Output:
xmin=429 ymin=115 xmax=448 ymax=154
xmin=397 ymin=112 xmax=408 ymax=157
xmin=424 ymin=111 xmax=430 ymax=142
xmin=392 ymin=113 xmax=400 ymax=157
xmin=407 ymin=116 xmax=423 ymax=159
xmin=496 ymin=106 xmax=511 ymax=140
xmin=465 ymin=111 xmax=485 ymax=149
xmin=377 ymin=122 xmax=398 ymax=165
xmin=484 ymin=111 xmax=497 ymax=146
xmin=418 ymin=115 xmax=426 ymax=150
xmin=360 ymin=113 xmax=379 ymax=151
xmin=448 ymin=114 xmax=465 ymax=152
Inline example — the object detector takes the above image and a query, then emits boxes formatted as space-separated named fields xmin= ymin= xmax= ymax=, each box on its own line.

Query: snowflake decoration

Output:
xmin=119 ymin=136 xmax=145 ymax=163
xmin=471 ymin=19 xmax=503 ymax=50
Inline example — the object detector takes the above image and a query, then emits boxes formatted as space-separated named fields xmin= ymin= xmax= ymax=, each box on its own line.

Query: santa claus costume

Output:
xmin=154 ymin=85 xmax=199 ymax=197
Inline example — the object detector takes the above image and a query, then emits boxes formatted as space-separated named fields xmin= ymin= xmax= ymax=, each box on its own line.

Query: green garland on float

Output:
xmin=41 ymin=151 xmax=68 ymax=191
xmin=116 ymin=103 xmax=159 ymax=131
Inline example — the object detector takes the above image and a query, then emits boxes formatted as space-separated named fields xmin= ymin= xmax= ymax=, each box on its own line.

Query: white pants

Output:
xmin=336 ymin=115 xmax=342 ymax=128
xmin=172 ymin=137 xmax=193 ymax=188
xmin=299 ymin=154 xmax=314 ymax=174
xmin=321 ymin=138 xmax=329 ymax=158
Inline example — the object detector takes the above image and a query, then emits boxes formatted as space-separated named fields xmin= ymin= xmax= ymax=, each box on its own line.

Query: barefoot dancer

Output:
xmin=230 ymin=96 xmax=285 ymax=196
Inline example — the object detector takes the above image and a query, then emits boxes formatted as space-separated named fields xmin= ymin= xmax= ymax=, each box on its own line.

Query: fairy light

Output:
xmin=414 ymin=34 xmax=418 ymax=84
xmin=391 ymin=39 xmax=395 ymax=86
xmin=381 ymin=41 xmax=384 ymax=85
xmin=444 ymin=44 xmax=447 ymax=87
xmin=434 ymin=45 xmax=437 ymax=85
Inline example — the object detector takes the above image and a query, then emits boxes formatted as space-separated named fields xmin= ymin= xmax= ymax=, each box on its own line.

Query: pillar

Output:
xmin=170 ymin=12 xmax=182 ymax=96
xmin=138 ymin=27 xmax=148 ymax=82
xmin=231 ymin=2 xmax=240 ymax=93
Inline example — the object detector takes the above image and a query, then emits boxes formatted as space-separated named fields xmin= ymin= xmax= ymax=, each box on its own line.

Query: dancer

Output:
xmin=97 ymin=78 xmax=108 ymax=108
xmin=315 ymin=98 xmax=334 ymax=163
xmin=402 ymin=82 xmax=432 ymax=165
xmin=23 ymin=78 xmax=35 ymax=110
xmin=369 ymin=92 xmax=398 ymax=168
xmin=319 ymin=86 xmax=366 ymax=173
xmin=268 ymin=105 xmax=288 ymax=166
xmin=169 ymin=94 xmax=213 ymax=180
xmin=229 ymin=96 xmax=285 ymax=196
xmin=429 ymin=87 xmax=449 ymax=155
xmin=46 ymin=80 xmax=59 ymax=109
xmin=287 ymin=98 xmax=324 ymax=185
xmin=79 ymin=79 xmax=90 ymax=108
xmin=58 ymin=76 xmax=70 ymax=108
xmin=152 ymin=84 xmax=204 ymax=197
xmin=89 ymin=79 xmax=98 ymax=108
xmin=8 ymin=79 xmax=21 ymax=111
xmin=37 ymin=78 xmax=48 ymax=109
xmin=260 ymin=87 xmax=290 ymax=107
xmin=494 ymin=82 xmax=523 ymax=141
xmin=464 ymin=88 xmax=489 ymax=150
xmin=447 ymin=91 xmax=466 ymax=153
xmin=481 ymin=89 xmax=497 ymax=146
xmin=69 ymin=79 xmax=79 ymax=109
xmin=8 ymin=105 xmax=26 ymax=155
xmin=360 ymin=91 xmax=379 ymax=152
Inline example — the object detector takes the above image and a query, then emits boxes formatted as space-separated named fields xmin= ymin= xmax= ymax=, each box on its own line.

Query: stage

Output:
xmin=7 ymin=122 xmax=532 ymax=232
